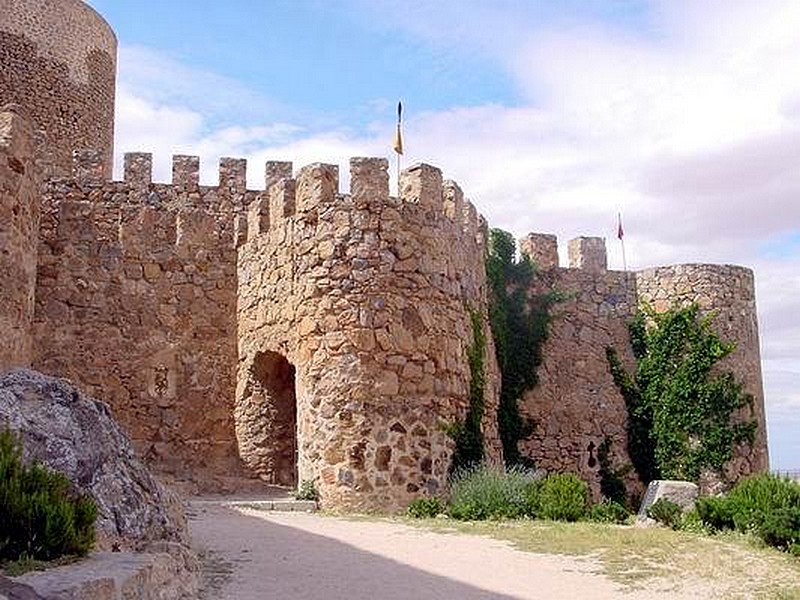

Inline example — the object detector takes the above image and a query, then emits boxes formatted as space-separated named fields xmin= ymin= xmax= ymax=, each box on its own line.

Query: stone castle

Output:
xmin=0 ymin=0 xmax=768 ymax=511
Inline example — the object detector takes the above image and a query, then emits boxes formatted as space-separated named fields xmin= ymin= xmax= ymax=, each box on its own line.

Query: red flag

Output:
xmin=617 ymin=213 xmax=624 ymax=240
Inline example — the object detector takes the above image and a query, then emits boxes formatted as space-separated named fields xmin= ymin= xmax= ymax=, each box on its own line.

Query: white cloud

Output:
xmin=110 ymin=1 xmax=800 ymax=467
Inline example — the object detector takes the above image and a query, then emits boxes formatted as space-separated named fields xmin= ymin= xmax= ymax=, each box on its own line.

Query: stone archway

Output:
xmin=234 ymin=350 xmax=297 ymax=487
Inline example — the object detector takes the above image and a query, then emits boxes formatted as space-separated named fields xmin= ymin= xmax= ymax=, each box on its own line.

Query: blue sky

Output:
xmin=86 ymin=0 xmax=799 ymax=470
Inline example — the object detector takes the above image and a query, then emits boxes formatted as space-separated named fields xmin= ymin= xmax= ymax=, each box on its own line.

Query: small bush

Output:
xmin=536 ymin=473 xmax=588 ymax=522
xmin=725 ymin=474 xmax=800 ymax=533
xmin=695 ymin=474 xmax=800 ymax=555
xmin=695 ymin=496 xmax=735 ymax=531
xmin=448 ymin=464 xmax=538 ymax=521
xmin=676 ymin=509 xmax=708 ymax=533
xmin=293 ymin=479 xmax=319 ymax=501
xmin=407 ymin=497 xmax=445 ymax=518
xmin=647 ymin=498 xmax=684 ymax=529
xmin=589 ymin=499 xmax=630 ymax=524
xmin=757 ymin=506 xmax=800 ymax=552
xmin=0 ymin=429 xmax=96 ymax=563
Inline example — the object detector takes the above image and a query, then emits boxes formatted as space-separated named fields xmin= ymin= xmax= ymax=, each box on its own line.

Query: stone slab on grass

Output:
xmin=637 ymin=480 xmax=699 ymax=523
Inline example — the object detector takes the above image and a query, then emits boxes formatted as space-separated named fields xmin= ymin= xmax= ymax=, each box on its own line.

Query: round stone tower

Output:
xmin=236 ymin=158 xmax=501 ymax=511
xmin=0 ymin=0 xmax=117 ymax=178
xmin=636 ymin=264 xmax=770 ymax=479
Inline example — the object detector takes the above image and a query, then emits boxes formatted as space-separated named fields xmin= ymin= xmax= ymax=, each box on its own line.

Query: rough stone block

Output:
xmin=520 ymin=233 xmax=559 ymax=271
xmin=636 ymin=480 xmax=699 ymax=522
xmin=400 ymin=163 xmax=443 ymax=211
xmin=295 ymin=163 xmax=338 ymax=213
xmin=265 ymin=160 xmax=293 ymax=191
xmin=72 ymin=149 xmax=105 ymax=184
xmin=172 ymin=155 xmax=199 ymax=188
xmin=568 ymin=236 xmax=607 ymax=272
xmin=123 ymin=152 xmax=153 ymax=188
xmin=219 ymin=157 xmax=247 ymax=196
xmin=350 ymin=157 xmax=388 ymax=206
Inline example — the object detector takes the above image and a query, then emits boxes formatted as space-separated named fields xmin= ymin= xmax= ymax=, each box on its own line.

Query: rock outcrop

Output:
xmin=0 ymin=369 xmax=187 ymax=551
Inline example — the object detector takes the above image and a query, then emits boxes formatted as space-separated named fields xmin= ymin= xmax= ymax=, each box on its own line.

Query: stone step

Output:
xmin=190 ymin=498 xmax=317 ymax=512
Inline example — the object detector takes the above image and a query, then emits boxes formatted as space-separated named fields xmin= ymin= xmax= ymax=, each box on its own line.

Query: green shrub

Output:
xmin=293 ymin=479 xmax=319 ymax=501
xmin=758 ymin=506 xmax=800 ymax=552
xmin=448 ymin=464 xmax=538 ymax=521
xmin=407 ymin=497 xmax=445 ymax=518
xmin=536 ymin=473 xmax=588 ymax=522
xmin=588 ymin=499 xmax=630 ymax=524
xmin=695 ymin=496 xmax=735 ymax=531
xmin=724 ymin=474 xmax=800 ymax=533
xmin=0 ymin=429 xmax=96 ymax=563
xmin=676 ymin=509 xmax=709 ymax=533
xmin=647 ymin=498 xmax=684 ymax=529
xmin=695 ymin=474 xmax=800 ymax=555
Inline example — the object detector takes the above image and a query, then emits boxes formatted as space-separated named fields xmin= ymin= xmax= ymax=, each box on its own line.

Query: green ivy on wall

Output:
xmin=607 ymin=303 xmax=757 ymax=483
xmin=449 ymin=309 xmax=487 ymax=473
xmin=486 ymin=229 xmax=563 ymax=467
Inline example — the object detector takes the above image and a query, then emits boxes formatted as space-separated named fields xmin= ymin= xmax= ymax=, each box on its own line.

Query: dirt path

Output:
xmin=188 ymin=503 xmax=690 ymax=600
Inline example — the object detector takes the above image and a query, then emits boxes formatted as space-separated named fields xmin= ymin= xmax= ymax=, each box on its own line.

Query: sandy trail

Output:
xmin=188 ymin=503 xmax=689 ymax=600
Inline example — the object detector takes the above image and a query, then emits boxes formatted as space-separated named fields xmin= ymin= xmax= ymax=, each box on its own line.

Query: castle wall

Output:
xmin=636 ymin=264 xmax=769 ymax=480
xmin=32 ymin=152 xmax=252 ymax=489
xmin=518 ymin=235 xmax=639 ymax=498
xmin=0 ymin=111 xmax=40 ymax=371
xmin=518 ymin=235 xmax=768 ymax=498
xmin=0 ymin=0 xmax=117 ymax=178
xmin=237 ymin=159 xmax=501 ymax=511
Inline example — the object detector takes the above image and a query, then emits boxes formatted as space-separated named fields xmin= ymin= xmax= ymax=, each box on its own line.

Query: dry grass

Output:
xmin=394 ymin=517 xmax=800 ymax=599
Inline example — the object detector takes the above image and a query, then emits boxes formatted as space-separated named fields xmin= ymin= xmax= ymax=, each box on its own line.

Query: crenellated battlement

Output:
xmin=242 ymin=158 xmax=486 ymax=279
xmin=520 ymin=232 xmax=608 ymax=272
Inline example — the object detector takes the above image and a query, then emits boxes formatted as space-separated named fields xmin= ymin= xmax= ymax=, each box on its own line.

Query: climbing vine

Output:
xmin=607 ymin=303 xmax=757 ymax=483
xmin=449 ymin=308 xmax=486 ymax=473
xmin=486 ymin=229 xmax=563 ymax=467
xmin=597 ymin=436 xmax=629 ymax=506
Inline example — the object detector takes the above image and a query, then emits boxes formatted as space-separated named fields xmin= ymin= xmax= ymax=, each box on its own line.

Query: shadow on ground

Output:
xmin=190 ymin=503 xmax=523 ymax=600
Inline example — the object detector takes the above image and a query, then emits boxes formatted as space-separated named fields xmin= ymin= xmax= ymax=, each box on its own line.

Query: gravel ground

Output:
xmin=188 ymin=502 xmax=706 ymax=600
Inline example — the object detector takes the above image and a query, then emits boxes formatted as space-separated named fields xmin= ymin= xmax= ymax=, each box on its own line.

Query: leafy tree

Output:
xmin=607 ymin=304 xmax=756 ymax=483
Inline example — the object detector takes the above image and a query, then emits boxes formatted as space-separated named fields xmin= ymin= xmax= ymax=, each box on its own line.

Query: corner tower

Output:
xmin=236 ymin=158 xmax=502 ymax=511
xmin=0 ymin=0 xmax=117 ymax=178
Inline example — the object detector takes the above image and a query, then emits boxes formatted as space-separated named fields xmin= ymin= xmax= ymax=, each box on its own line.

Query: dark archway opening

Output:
xmin=239 ymin=350 xmax=297 ymax=487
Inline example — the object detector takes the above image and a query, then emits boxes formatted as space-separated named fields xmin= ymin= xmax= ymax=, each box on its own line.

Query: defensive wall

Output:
xmin=0 ymin=0 xmax=770 ymax=509
xmin=0 ymin=111 xmax=40 ymax=370
xmin=518 ymin=234 xmax=769 ymax=497
xmin=32 ymin=148 xmax=249 ymax=490
xmin=0 ymin=0 xmax=117 ymax=178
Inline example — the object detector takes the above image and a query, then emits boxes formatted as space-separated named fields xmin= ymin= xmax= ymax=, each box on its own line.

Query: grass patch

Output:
xmin=398 ymin=517 xmax=800 ymax=599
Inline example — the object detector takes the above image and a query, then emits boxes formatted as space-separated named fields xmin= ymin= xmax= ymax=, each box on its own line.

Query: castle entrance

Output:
xmin=235 ymin=350 xmax=297 ymax=487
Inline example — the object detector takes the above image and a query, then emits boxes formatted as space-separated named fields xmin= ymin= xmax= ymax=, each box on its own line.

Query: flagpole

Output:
xmin=394 ymin=100 xmax=403 ymax=197
xmin=396 ymin=151 xmax=400 ymax=197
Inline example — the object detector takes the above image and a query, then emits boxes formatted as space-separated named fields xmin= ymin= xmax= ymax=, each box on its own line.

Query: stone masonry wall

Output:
xmin=518 ymin=235 xmax=639 ymax=499
xmin=32 ymin=151 xmax=253 ymax=489
xmin=0 ymin=0 xmax=117 ymax=178
xmin=518 ymin=235 xmax=768 ymax=499
xmin=636 ymin=264 xmax=770 ymax=482
xmin=0 ymin=111 xmax=40 ymax=371
xmin=237 ymin=159 xmax=501 ymax=511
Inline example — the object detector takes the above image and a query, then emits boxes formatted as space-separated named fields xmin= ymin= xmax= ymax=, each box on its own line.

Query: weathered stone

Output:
xmin=636 ymin=480 xmax=699 ymax=523
xmin=0 ymin=576 xmax=43 ymax=600
xmin=13 ymin=545 xmax=198 ymax=600
xmin=0 ymin=0 xmax=117 ymax=178
xmin=0 ymin=369 xmax=187 ymax=550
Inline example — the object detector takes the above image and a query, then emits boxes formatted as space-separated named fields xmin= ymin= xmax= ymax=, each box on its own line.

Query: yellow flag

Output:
xmin=393 ymin=123 xmax=403 ymax=155
xmin=393 ymin=101 xmax=403 ymax=155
